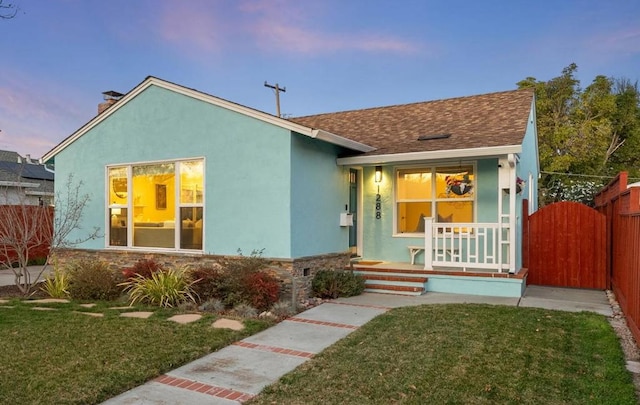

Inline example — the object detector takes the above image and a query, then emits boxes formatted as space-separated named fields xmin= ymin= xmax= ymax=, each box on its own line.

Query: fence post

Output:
xmin=522 ymin=199 xmax=529 ymax=269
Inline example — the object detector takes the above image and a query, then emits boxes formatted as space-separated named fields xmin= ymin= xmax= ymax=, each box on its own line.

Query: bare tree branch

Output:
xmin=0 ymin=173 xmax=101 ymax=295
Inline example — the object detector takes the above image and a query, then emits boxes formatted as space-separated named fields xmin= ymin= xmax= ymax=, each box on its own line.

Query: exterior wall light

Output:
xmin=375 ymin=166 xmax=383 ymax=183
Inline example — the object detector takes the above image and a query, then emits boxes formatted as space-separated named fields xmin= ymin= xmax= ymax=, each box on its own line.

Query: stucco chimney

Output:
xmin=98 ymin=90 xmax=124 ymax=114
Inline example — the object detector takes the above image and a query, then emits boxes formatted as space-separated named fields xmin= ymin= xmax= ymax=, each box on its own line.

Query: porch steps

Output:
xmin=351 ymin=267 xmax=428 ymax=296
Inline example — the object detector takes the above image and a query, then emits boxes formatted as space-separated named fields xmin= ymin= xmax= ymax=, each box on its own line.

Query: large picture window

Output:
xmin=107 ymin=159 xmax=204 ymax=250
xmin=396 ymin=165 xmax=474 ymax=234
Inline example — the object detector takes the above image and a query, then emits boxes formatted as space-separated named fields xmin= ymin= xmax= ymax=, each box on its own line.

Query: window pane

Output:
xmin=180 ymin=207 xmax=203 ymax=250
xmin=436 ymin=201 xmax=473 ymax=223
xmin=436 ymin=166 xmax=474 ymax=199
xmin=397 ymin=202 xmax=431 ymax=233
xmin=180 ymin=161 xmax=204 ymax=204
xmin=109 ymin=208 xmax=127 ymax=246
xmin=132 ymin=163 xmax=175 ymax=248
xmin=109 ymin=167 xmax=127 ymax=205
xmin=397 ymin=170 xmax=431 ymax=200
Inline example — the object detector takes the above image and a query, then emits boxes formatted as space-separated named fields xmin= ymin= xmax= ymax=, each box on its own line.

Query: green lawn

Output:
xmin=0 ymin=299 xmax=273 ymax=405
xmin=250 ymin=304 xmax=637 ymax=404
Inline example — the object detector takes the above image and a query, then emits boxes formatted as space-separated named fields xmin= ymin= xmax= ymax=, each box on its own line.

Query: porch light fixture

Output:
xmin=375 ymin=166 xmax=383 ymax=183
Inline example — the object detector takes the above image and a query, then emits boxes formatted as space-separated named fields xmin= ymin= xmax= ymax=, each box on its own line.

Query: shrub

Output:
xmin=270 ymin=301 xmax=295 ymax=318
xmin=40 ymin=268 xmax=70 ymax=299
xmin=232 ymin=303 xmax=258 ymax=318
xmin=122 ymin=258 xmax=163 ymax=280
xmin=312 ymin=270 xmax=365 ymax=299
xmin=198 ymin=298 xmax=226 ymax=313
xmin=189 ymin=266 xmax=226 ymax=303
xmin=65 ymin=260 xmax=122 ymax=301
xmin=120 ymin=267 xmax=198 ymax=308
xmin=240 ymin=271 xmax=280 ymax=311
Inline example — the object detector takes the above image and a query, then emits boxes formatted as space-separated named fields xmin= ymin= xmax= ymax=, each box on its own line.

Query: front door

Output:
xmin=349 ymin=169 xmax=358 ymax=255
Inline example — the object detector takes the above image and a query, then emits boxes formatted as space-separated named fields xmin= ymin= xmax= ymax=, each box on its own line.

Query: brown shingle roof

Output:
xmin=290 ymin=88 xmax=534 ymax=156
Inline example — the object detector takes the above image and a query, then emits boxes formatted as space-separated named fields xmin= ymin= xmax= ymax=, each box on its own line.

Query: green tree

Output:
xmin=518 ymin=65 xmax=640 ymax=205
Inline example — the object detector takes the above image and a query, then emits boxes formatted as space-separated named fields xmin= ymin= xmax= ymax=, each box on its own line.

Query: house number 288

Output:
xmin=375 ymin=194 xmax=381 ymax=219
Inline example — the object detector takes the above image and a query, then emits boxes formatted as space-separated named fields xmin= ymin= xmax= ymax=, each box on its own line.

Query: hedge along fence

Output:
xmin=595 ymin=172 xmax=640 ymax=344
xmin=0 ymin=205 xmax=53 ymax=266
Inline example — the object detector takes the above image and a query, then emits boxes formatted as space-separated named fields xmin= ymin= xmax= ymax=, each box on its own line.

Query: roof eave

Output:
xmin=310 ymin=129 xmax=375 ymax=153
xmin=336 ymin=145 xmax=523 ymax=165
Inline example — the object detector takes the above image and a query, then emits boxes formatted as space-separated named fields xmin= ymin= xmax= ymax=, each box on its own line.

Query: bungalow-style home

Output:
xmin=0 ymin=150 xmax=54 ymax=206
xmin=42 ymin=76 xmax=538 ymax=299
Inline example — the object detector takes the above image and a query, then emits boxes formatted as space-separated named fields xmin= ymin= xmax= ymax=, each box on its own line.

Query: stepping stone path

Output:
xmin=1 ymin=300 xmax=246 ymax=329
xmin=25 ymin=299 xmax=69 ymax=304
xmin=120 ymin=311 xmax=154 ymax=319
xmin=168 ymin=314 xmax=202 ymax=324
xmin=74 ymin=311 xmax=104 ymax=318
xmin=212 ymin=318 xmax=245 ymax=330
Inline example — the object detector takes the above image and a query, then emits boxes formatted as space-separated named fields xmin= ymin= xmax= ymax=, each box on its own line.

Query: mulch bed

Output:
xmin=0 ymin=284 xmax=47 ymax=299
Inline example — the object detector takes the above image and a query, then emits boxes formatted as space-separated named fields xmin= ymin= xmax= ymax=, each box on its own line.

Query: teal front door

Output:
xmin=349 ymin=169 xmax=358 ymax=254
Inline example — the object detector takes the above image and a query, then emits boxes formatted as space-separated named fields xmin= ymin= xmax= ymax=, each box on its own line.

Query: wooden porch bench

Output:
xmin=408 ymin=246 xmax=424 ymax=265
xmin=408 ymin=245 xmax=460 ymax=265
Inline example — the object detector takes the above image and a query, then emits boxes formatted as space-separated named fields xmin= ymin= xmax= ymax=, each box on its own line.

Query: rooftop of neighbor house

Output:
xmin=289 ymin=88 xmax=534 ymax=156
xmin=0 ymin=150 xmax=54 ymax=186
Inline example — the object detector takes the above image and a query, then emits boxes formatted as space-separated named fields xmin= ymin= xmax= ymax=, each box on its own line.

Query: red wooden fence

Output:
xmin=595 ymin=172 xmax=640 ymax=345
xmin=0 ymin=205 xmax=53 ymax=265
xmin=524 ymin=201 xmax=606 ymax=289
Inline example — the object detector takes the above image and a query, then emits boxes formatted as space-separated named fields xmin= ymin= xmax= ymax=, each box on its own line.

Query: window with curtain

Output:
xmin=396 ymin=165 xmax=474 ymax=233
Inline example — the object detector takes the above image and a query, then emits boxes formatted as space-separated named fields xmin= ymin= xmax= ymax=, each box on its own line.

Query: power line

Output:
xmin=541 ymin=171 xmax=640 ymax=181
xmin=264 ymin=82 xmax=286 ymax=118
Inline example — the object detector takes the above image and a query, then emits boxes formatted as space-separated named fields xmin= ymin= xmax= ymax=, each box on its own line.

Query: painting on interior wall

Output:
xmin=155 ymin=184 xmax=167 ymax=210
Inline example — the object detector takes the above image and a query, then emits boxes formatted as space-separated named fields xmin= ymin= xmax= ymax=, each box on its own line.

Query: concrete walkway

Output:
xmin=0 ymin=265 xmax=50 ymax=287
xmin=103 ymin=286 xmax=612 ymax=404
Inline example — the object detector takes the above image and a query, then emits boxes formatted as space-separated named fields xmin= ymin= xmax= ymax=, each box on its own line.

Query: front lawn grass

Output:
xmin=0 ymin=299 xmax=273 ymax=404
xmin=251 ymin=304 xmax=637 ymax=404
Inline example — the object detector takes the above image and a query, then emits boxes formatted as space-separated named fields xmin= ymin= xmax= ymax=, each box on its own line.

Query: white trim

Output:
xmin=43 ymin=77 xmax=373 ymax=161
xmin=311 ymin=129 xmax=376 ymax=152
xmin=24 ymin=190 xmax=54 ymax=196
xmin=336 ymin=145 xmax=522 ymax=166
xmin=0 ymin=181 xmax=40 ymax=188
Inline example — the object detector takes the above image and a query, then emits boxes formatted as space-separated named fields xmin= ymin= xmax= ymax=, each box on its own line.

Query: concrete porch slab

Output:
xmin=520 ymin=285 xmax=612 ymax=316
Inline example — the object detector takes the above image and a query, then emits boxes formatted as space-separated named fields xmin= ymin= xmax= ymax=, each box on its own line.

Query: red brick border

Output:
xmin=154 ymin=375 xmax=253 ymax=402
xmin=287 ymin=317 xmax=358 ymax=329
xmin=233 ymin=341 xmax=315 ymax=358
xmin=329 ymin=301 xmax=392 ymax=310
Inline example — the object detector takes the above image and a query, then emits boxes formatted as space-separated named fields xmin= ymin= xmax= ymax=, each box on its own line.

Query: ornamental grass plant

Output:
xmin=120 ymin=266 xmax=198 ymax=308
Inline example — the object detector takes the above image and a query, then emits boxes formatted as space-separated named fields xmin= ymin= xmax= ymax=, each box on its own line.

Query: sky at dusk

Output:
xmin=1 ymin=0 xmax=639 ymax=158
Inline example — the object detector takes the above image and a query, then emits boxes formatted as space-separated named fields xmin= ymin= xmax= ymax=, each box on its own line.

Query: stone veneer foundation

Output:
xmin=53 ymin=249 xmax=351 ymax=304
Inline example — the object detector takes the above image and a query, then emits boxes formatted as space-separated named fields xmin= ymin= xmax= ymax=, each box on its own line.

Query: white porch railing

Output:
xmin=424 ymin=217 xmax=512 ymax=273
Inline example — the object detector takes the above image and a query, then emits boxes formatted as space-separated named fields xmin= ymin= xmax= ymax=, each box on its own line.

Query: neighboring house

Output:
xmin=0 ymin=150 xmax=54 ymax=206
xmin=42 ymin=76 xmax=538 ymax=299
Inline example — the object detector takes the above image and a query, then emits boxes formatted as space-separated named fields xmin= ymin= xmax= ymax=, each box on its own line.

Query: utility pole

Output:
xmin=264 ymin=81 xmax=286 ymax=117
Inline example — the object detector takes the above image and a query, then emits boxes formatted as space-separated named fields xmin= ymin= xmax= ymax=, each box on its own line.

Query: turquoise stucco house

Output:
xmin=42 ymin=77 xmax=538 ymax=299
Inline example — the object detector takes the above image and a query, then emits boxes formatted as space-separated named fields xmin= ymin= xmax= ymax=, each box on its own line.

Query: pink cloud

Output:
xmin=151 ymin=0 xmax=421 ymax=58
xmin=155 ymin=2 xmax=226 ymax=53
xmin=589 ymin=28 xmax=640 ymax=56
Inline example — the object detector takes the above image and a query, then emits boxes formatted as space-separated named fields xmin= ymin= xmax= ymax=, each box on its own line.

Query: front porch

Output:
xmin=350 ymin=260 xmax=527 ymax=298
